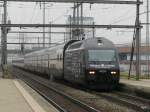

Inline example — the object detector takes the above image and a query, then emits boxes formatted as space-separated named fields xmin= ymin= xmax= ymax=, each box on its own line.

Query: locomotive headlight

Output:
xmin=111 ymin=71 xmax=117 ymax=75
xmin=89 ymin=71 xmax=95 ymax=75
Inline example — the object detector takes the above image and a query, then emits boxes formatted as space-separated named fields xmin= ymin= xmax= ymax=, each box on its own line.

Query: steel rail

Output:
xmin=113 ymin=91 xmax=150 ymax=105
xmin=0 ymin=0 xmax=142 ymax=4
xmin=93 ymin=92 xmax=150 ymax=112
xmin=13 ymin=73 xmax=67 ymax=112
xmin=12 ymin=67 xmax=101 ymax=112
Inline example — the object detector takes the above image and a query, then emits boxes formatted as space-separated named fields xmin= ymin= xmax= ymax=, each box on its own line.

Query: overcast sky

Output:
xmin=0 ymin=0 xmax=148 ymax=49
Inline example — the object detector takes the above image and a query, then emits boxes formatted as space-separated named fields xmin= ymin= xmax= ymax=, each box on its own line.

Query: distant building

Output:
xmin=66 ymin=16 xmax=95 ymax=41
xmin=117 ymin=44 xmax=150 ymax=75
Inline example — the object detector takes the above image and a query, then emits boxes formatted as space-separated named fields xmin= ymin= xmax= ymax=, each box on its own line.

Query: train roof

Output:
xmin=25 ymin=44 xmax=64 ymax=57
xmin=67 ymin=37 xmax=115 ymax=50
xmin=24 ymin=37 xmax=115 ymax=57
xmin=84 ymin=37 xmax=115 ymax=48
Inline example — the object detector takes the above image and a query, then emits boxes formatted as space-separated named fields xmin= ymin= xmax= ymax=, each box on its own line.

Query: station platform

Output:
xmin=120 ymin=79 xmax=150 ymax=88
xmin=0 ymin=73 xmax=58 ymax=112
xmin=120 ymin=78 xmax=150 ymax=99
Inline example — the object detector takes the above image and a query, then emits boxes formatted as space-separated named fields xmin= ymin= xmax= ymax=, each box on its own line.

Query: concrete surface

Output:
xmin=0 ymin=73 xmax=58 ymax=112
xmin=18 ymin=80 xmax=59 ymax=112
xmin=0 ymin=79 xmax=34 ymax=112
xmin=14 ymin=80 xmax=46 ymax=112
xmin=120 ymin=79 xmax=150 ymax=99
xmin=120 ymin=79 xmax=150 ymax=88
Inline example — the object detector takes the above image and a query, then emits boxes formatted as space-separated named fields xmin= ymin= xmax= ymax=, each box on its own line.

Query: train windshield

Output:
xmin=88 ymin=50 xmax=116 ymax=62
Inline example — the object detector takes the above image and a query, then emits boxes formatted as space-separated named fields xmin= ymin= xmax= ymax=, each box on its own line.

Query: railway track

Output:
xmin=11 ymin=67 xmax=101 ymax=112
xmin=11 ymin=67 xmax=150 ymax=112
xmin=91 ymin=91 xmax=150 ymax=112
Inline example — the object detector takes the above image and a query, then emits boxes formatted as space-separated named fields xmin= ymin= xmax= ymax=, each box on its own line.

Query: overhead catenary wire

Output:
xmin=3 ymin=1 xmax=142 ymax=47
xmin=111 ymin=8 xmax=135 ymax=24
xmin=146 ymin=0 xmax=150 ymax=77
xmin=110 ymin=9 xmax=150 ymax=25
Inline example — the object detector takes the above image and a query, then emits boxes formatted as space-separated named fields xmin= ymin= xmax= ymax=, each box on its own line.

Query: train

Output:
xmin=12 ymin=37 xmax=120 ymax=89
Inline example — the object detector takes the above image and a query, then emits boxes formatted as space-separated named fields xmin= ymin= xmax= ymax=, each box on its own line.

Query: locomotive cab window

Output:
xmin=88 ymin=50 xmax=116 ymax=62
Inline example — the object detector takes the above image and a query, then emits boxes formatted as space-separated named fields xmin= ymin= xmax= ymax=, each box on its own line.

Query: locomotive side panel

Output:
xmin=64 ymin=41 xmax=86 ymax=84
xmin=64 ymin=50 xmax=85 ymax=83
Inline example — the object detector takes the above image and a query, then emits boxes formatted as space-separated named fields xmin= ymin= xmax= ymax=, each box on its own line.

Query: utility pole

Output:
xmin=73 ymin=3 xmax=76 ymax=25
xmin=43 ymin=2 xmax=45 ymax=48
xmin=19 ymin=32 xmax=21 ymax=52
xmin=20 ymin=33 xmax=25 ymax=55
xmin=77 ymin=3 xmax=79 ymax=25
xmin=77 ymin=3 xmax=79 ymax=40
xmin=135 ymin=0 xmax=141 ymax=80
xmin=73 ymin=3 xmax=76 ymax=40
xmin=1 ymin=0 xmax=8 ymax=77
xmin=80 ymin=3 xmax=83 ymax=26
xmin=69 ymin=15 xmax=72 ymax=40
xmin=64 ymin=32 xmax=66 ymax=43
xmin=1 ymin=15 xmax=3 ymax=66
xmin=93 ymin=22 xmax=95 ymax=38
xmin=146 ymin=0 xmax=149 ymax=77
xmin=72 ymin=3 xmax=83 ymax=40
xmin=81 ymin=3 xmax=84 ymax=39
xmin=49 ymin=22 xmax=51 ymax=47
